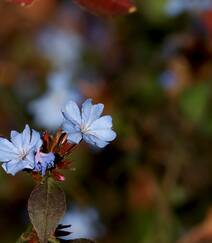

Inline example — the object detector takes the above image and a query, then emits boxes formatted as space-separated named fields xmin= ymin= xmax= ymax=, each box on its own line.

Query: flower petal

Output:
xmin=10 ymin=130 xmax=19 ymax=139
xmin=81 ymin=99 xmax=104 ymax=126
xmin=22 ymin=124 xmax=31 ymax=150
xmin=26 ymin=151 xmax=36 ymax=166
xmin=62 ymin=121 xmax=80 ymax=133
xmin=30 ymin=129 xmax=42 ymax=150
xmin=2 ymin=159 xmax=34 ymax=175
xmin=0 ymin=150 xmax=17 ymax=162
xmin=0 ymin=138 xmax=19 ymax=161
xmin=62 ymin=121 xmax=82 ymax=144
xmin=83 ymin=134 xmax=109 ymax=148
xmin=88 ymin=129 xmax=116 ymax=141
xmin=89 ymin=115 xmax=113 ymax=130
xmin=62 ymin=100 xmax=81 ymax=126
xmin=67 ymin=132 xmax=82 ymax=144
xmin=11 ymin=133 xmax=23 ymax=150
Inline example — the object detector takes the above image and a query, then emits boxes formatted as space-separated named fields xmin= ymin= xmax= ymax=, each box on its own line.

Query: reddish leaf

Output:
xmin=59 ymin=143 xmax=76 ymax=156
xmin=73 ymin=0 xmax=137 ymax=15
xmin=50 ymin=129 xmax=63 ymax=152
xmin=42 ymin=132 xmax=51 ymax=152
xmin=28 ymin=178 xmax=66 ymax=243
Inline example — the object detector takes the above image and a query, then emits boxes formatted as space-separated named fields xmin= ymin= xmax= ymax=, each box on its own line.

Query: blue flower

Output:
xmin=62 ymin=99 xmax=116 ymax=148
xmin=34 ymin=151 xmax=55 ymax=176
xmin=28 ymin=71 xmax=81 ymax=130
xmin=60 ymin=206 xmax=105 ymax=240
xmin=0 ymin=125 xmax=42 ymax=175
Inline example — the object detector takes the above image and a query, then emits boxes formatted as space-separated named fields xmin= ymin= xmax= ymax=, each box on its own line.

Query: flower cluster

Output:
xmin=0 ymin=99 xmax=116 ymax=177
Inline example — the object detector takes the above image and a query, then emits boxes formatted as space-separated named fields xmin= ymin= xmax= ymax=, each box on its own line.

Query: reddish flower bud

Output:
xmin=52 ymin=171 xmax=65 ymax=182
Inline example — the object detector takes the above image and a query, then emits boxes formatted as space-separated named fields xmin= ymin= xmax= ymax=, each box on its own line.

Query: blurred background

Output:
xmin=0 ymin=0 xmax=211 ymax=242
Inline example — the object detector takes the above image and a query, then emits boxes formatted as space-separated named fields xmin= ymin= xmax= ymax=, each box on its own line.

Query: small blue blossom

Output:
xmin=34 ymin=151 xmax=55 ymax=176
xmin=0 ymin=125 xmax=42 ymax=175
xmin=28 ymin=71 xmax=81 ymax=130
xmin=37 ymin=27 xmax=83 ymax=71
xmin=62 ymin=99 xmax=116 ymax=148
xmin=60 ymin=206 xmax=105 ymax=240
xmin=159 ymin=70 xmax=177 ymax=89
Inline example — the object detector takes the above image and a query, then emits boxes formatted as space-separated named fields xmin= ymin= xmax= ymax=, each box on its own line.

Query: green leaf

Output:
xmin=28 ymin=177 xmax=66 ymax=243
xmin=180 ymin=84 xmax=209 ymax=123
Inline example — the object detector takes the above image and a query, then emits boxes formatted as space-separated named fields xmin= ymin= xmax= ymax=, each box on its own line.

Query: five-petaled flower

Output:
xmin=0 ymin=125 xmax=42 ymax=175
xmin=62 ymin=99 xmax=116 ymax=148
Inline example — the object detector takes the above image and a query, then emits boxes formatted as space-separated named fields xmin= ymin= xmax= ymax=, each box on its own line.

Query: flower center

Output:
xmin=80 ymin=124 xmax=90 ymax=134
xmin=19 ymin=150 xmax=28 ymax=160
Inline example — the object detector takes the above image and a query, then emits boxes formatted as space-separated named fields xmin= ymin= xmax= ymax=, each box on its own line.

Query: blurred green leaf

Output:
xmin=28 ymin=178 xmax=66 ymax=243
xmin=180 ymin=84 xmax=209 ymax=123
xmin=141 ymin=0 xmax=167 ymax=22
